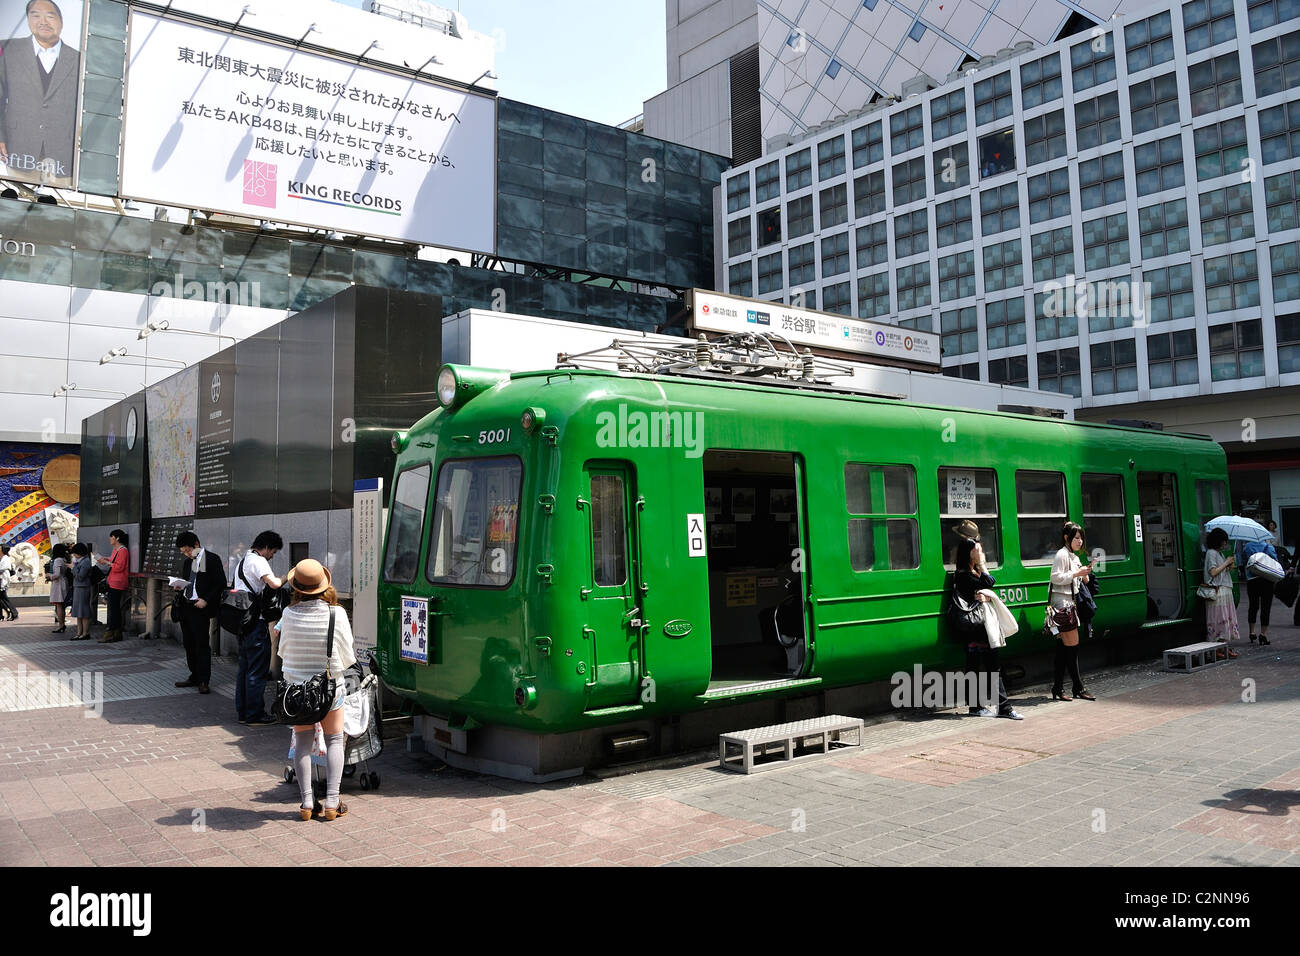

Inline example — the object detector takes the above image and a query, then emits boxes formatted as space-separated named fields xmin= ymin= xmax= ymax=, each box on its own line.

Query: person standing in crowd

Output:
xmin=0 ymin=544 xmax=16 ymax=621
xmin=171 ymin=531 xmax=224 ymax=694
xmin=94 ymin=529 xmax=130 ymax=643
xmin=232 ymin=531 xmax=284 ymax=725
xmin=45 ymin=542 xmax=70 ymax=633
xmin=1202 ymin=528 xmax=1239 ymax=658
xmin=1049 ymin=522 xmax=1096 ymax=701
xmin=69 ymin=542 xmax=92 ymax=639
xmin=953 ymin=535 xmax=1023 ymax=719
xmin=1242 ymin=534 xmax=1281 ymax=646
xmin=278 ymin=559 xmax=356 ymax=821
xmin=1267 ymin=519 xmax=1291 ymax=571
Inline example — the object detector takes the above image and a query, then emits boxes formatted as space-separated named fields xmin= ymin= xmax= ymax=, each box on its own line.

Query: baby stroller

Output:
xmin=283 ymin=665 xmax=383 ymax=794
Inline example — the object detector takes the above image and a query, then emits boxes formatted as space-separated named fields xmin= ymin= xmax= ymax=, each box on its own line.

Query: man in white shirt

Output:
xmin=0 ymin=1 xmax=82 ymax=185
xmin=0 ymin=545 xmax=18 ymax=622
xmin=232 ymin=531 xmax=284 ymax=725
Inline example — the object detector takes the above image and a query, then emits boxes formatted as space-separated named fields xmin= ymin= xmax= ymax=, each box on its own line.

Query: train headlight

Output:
xmin=515 ymin=683 xmax=538 ymax=709
xmin=436 ymin=366 xmax=458 ymax=408
xmin=390 ymin=431 xmax=409 ymax=454
xmin=521 ymin=406 xmax=546 ymax=433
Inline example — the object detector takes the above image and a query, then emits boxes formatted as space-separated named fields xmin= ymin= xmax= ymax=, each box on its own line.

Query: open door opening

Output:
xmin=1139 ymin=471 xmax=1184 ymax=620
xmin=702 ymin=450 xmax=807 ymax=689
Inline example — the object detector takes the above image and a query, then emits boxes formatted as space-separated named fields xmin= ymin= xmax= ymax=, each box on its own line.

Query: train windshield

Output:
xmin=426 ymin=456 xmax=522 ymax=588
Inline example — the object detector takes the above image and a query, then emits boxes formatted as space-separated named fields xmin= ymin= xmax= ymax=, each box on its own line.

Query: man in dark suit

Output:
xmin=0 ymin=0 xmax=81 ymax=184
xmin=171 ymin=531 xmax=225 ymax=694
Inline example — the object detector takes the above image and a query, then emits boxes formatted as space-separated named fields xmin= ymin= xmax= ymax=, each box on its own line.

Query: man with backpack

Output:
xmin=230 ymin=531 xmax=284 ymax=724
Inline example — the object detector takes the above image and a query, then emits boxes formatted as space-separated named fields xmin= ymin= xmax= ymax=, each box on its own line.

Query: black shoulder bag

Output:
xmin=218 ymin=557 xmax=261 ymax=637
xmin=947 ymin=591 xmax=986 ymax=636
xmin=274 ymin=609 xmax=337 ymax=726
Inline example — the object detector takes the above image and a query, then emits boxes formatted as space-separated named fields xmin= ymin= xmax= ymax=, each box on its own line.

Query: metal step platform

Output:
xmin=1163 ymin=641 xmax=1230 ymax=673
xmin=719 ymin=714 xmax=864 ymax=773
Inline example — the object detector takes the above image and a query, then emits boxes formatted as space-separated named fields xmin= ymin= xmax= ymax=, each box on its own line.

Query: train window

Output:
xmin=1082 ymin=474 xmax=1128 ymax=562
xmin=382 ymin=464 xmax=431 ymax=583
xmin=426 ymin=457 xmax=522 ymax=588
xmin=939 ymin=467 xmax=1001 ymax=566
xmin=846 ymin=463 xmax=919 ymax=571
xmin=1016 ymin=470 xmax=1067 ymax=564
xmin=590 ymin=474 xmax=627 ymax=587
xmin=1196 ymin=480 xmax=1228 ymax=516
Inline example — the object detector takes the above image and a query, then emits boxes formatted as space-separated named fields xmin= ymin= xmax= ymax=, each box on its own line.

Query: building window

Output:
xmin=819 ymin=182 xmax=848 ymax=228
xmin=1194 ymin=117 xmax=1249 ymax=180
xmin=1260 ymin=101 xmax=1300 ymax=164
xmin=1084 ymin=278 xmax=1143 ymax=333
xmin=1028 ymin=167 xmax=1071 ymax=223
xmin=898 ymin=315 xmax=935 ymax=333
xmin=1091 ymin=339 xmax=1139 ymax=394
xmin=846 ymin=463 xmax=920 ymax=572
xmin=1130 ymin=72 xmax=1181 ymax=133
xmin=1200 ymin=182 xmax=1256 ymax=246
xmin=941 ymin=305 xmax=978 ymax=355
xmin=852 ymin=120 xmax=884 ymax=168
xmin=855 ymin=221 xmax=889 ymax=269
xmin=727 ymin=217 xmax=751 ymax=257
xmin=822 ymin=281 xmax=852 ymax=315
xmin=983 ymin=239 xmax=1024 ymax=293
xmin=1248 ymin=0 xmax=1300 ymax=30
xmin=1023 ymin=110 xmax=1067 ymax=167
xmin=755 ymin=160 xmax=780 ymax=203
xmin=943 ymin=361 xmax=981 ymax=380
xmin=821 ymin=232 xmax=850 ymax=278
xmin=1184 ymin=0 xmax=1238 ymax=54
xmin=1035 ymin=290 xmax=1079 ymax=341
xmin=894 ymin=208 xmax=930 ymax=258
xmin=1148 ymin=328 xmax=1200 ymax=387
xmin=933 ymin=142 xmax=970 ymax=193
xmin=792 ymin=288 xmax=817 ymax=310
xmin=756 ymin=252 xmax=783 ymax=295
xmin=1277 ymin=311 xmax=1300 ymax=372
xmin=786 ymin=147 xmax=812 ymax=191
xmin=728 ymin=262 xmax=753 ymax=297
xmin=788 ymin=241 xmax=816 ymax=290
xmin=980 ymin=183 xmax=1021 ymax=236
xmin=936 ymin=196 xmax=973 ymax=248
xmin=818 ymin=135 xmax=846 ymax=180
xmin=1273 ymin=241 xmax=1300 ymax=302
xmin=1134 ymin=134 xmax=1186 ymax=195
xmin=974 ymin=72 xmax=1013 ymax=125
xmin=858 ymin=271 xmax=891 ymax=318
xmin=1209 ymin=318 xmax=1265 ymax=379
xmin=1083 ymin=213 xmax=1130 ymax=271
xmin=986 ymin=295 xmax=1027 ymax=349
xmin=1075 ymin=92 xmax=1122 ymax=151
xmin=1016 ymin=470 xmax=1068 ymax=564
xmin=897 ymin=262 xmax=932 ymax=311
xmin=726 ymin=172 xmax=750 ymax=213
xmin=1021 ymin=52 xmax=1063 ymax=109
xmin=890 ymin=104 xmax=924 ymax=154
xmin=1079 ymin=151 xmax=1126 ymax=210
xmin=1037 ymin=348 xmax=1082 ymax=396
xmin=988 ymin=355 xmax=1029 ymax=386
xmin=892 ymin=156 xmax=927 ymax=206
xmin=787 ymin=194 xmax=814 ymax=239
xmin=930 ymin=89 xmax=968 ymax=139
xmin=1254 ymin=30 xmax=1300 ymax=97
xmin=1125 ymin=10 xmax=1175 ymax=73
xmin=1266 ymin=170 xmax=1300 ymax=230
xmin=853 ymin=169 xmax=886 ymax=218
xmin=1189 ymin=52 xmax=1243 ymax=117
xmin=1145 ymin=263 xmax=1197 ymax=322
xmin=977 ymin=129 xmax=1016 ymax=177
xmin=1031 ymin=226 xmax=1075 ymax=282
xmin=1082 ymin=474 xmax=1127 ymax=561
xmin=1139 ymin=198 xmax=1192 ymax=259
xmin=1071 ymin=34 xmax=1117 ymax=91
xmin=757 ymin=206 xmax=781 ymax=247
xmin=938 ymin=250 xmax=976 ymax=301
xmin=1204 ymin=250 xmax=1260 ymax=312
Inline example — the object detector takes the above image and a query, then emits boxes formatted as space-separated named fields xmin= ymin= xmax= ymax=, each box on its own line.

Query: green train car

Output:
xmin=375 ymin=360 xmax=1229 ymax=778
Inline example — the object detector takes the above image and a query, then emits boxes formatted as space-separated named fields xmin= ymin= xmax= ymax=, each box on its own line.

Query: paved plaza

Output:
xmin=1 ymin=602 xmax=1297 ymax=867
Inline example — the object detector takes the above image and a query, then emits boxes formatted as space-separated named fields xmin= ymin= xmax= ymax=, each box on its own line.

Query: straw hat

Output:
xmin=287 ymin=558 xmax=331 ymax=596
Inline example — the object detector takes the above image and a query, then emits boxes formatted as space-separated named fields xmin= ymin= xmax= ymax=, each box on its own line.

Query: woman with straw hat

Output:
xmin=276 ymin=558 xmax=356 ymax=821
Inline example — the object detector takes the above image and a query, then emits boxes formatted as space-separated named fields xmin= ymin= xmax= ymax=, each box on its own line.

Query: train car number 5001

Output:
xmin=479 ymin=428 xmax=511 ymax=445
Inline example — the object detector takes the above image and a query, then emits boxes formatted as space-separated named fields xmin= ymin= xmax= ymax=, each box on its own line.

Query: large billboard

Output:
xmin=120 ymin=11 xmax=496 ymax=253
xmin=0 ymin=0 xmax=85 ymax=188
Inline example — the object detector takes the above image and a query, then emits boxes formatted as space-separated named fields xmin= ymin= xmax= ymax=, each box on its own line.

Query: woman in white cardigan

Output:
xmin=1049 ymin=521 xmax=1096 ymax=701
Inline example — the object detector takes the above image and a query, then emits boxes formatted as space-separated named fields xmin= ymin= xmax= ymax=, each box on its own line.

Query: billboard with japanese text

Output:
xmin=119 ymin=11 xmax=496 ymax=253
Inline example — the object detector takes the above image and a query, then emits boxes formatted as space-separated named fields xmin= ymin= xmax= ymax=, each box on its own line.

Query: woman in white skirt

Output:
xmin=1203 ymin=528 xmax=1238 ymax=656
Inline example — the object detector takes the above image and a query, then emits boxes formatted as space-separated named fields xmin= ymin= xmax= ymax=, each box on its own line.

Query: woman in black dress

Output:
xmin=954 ymin=536 xmax=1022 ymax=719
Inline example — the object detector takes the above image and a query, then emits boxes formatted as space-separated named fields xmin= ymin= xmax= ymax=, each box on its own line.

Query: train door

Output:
xmin=580 ymin=462 xmax=644 ymax=710
xmin=1138 ymin=471 xmax=1185 ymax=619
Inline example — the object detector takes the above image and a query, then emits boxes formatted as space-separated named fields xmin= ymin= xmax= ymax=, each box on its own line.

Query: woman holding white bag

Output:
xmin=953 ymin=536 xmax=1023 ymax=720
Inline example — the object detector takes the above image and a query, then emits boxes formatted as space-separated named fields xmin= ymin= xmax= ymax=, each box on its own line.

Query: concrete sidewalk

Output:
xmin=0 ymin=601 xmax=1297 ymax=866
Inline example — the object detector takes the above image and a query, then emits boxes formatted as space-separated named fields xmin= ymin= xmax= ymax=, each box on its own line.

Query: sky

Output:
xmin=334 ymin=0 xmax=668 ymax=127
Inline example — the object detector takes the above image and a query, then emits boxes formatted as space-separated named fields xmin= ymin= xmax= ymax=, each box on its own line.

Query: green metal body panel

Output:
xmin=375 ymin=367 xmax=1230 ymax=735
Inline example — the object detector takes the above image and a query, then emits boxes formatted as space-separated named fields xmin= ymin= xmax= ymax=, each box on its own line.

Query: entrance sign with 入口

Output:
xmin=947 ymin=470 xmax=977 ymax=515
xmin=687 ymin=514 xmax=706 ymax=557
xmin=119 ymin=11 xmax=496 ymax=253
